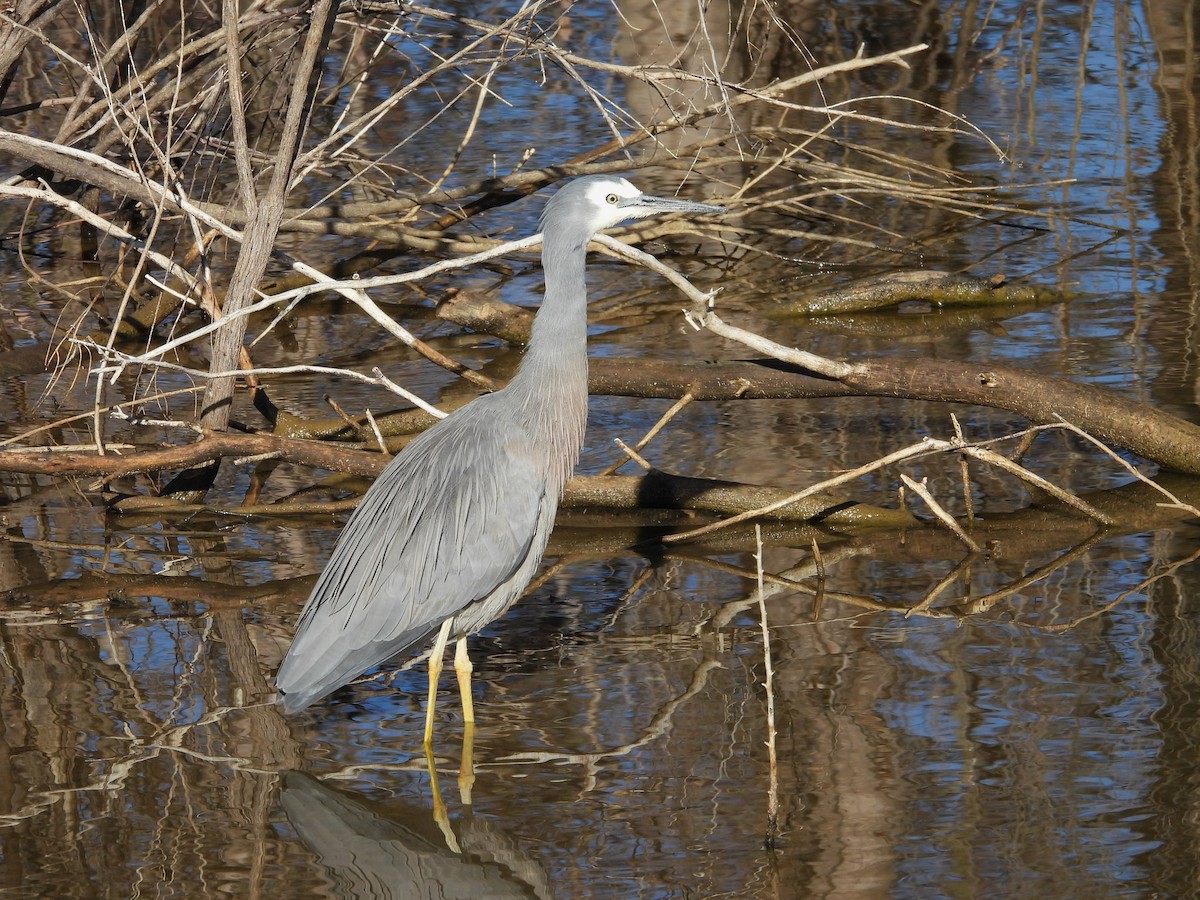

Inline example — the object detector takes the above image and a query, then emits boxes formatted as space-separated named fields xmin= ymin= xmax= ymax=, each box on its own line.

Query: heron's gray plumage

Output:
xmin=276 ymin=175 xmax=723 ymax=719
xmin=276 ymin=406 xmax=553 ymax=712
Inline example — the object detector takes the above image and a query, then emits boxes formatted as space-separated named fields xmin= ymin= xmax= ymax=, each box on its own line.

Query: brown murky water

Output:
xmin=2 ymin=1 xmax=1200 ymax=897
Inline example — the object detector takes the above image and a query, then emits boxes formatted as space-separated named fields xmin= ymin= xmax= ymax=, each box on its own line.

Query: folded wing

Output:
xmin=276 ymin=407 xmax=547 ymax=712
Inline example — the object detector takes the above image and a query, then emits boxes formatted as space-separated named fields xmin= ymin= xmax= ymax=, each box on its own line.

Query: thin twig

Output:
xmin=73 ymin=340 xmax=447 ymax=419
xmin=613 ymin=439 xmax=653 ymax=471
xmin=323 ymin=394 xmax=366 ymax=441
xmin=600 ymin=390 xmax=695 ymax=475
xmin=959 ymin=445 xmax=1112 ymax=524
xmin=951 ymin=414 xmax=975 ymax=522
xmin=1054 ymin=416 xmax=1200 ymax=517
xmin=810 ymin=538 xmax=826 ymax=620
xmin=899 ymin=473 xmax=983 ymax=553
xmin=683 ymin=295 xmax=861 ymax=380
xmin=664 ymin=438 xmax=945 ymax=544
xmin=754 ymin=524 xmax=780 ymax=849
xmin=364 ymin=409 xmax=390 ymax=457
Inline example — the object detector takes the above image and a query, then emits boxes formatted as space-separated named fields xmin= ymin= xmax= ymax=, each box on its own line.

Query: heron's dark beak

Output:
xmin=632 ymin=194 xmax=726 ymax=217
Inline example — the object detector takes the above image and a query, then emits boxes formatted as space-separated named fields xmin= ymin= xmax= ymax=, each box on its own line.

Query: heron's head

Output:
xmin=539 ymin=175 xmax=724 ymax=235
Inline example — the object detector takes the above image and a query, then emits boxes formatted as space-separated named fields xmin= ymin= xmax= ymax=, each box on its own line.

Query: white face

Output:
xmin=540 ymin=174 xmax=721 ymax=236
xmin=584 ymin=177 xmax=643 ymax=227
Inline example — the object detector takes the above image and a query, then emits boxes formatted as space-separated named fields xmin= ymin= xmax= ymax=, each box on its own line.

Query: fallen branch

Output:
xmin=0 ymin=431 xmax=385 ymax=479
xmin=685 ymin=301 xmax=1200 ymax=475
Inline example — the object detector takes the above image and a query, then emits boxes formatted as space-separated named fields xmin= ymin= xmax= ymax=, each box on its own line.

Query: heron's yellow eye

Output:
xmin=605 ymin=193 xmax=619 ymax=204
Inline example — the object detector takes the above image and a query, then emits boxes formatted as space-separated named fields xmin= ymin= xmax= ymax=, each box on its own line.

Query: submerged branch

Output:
xmin=772 ymin=269 xmax=1066 ymax=316
xmin=0 ymin=427 xmax=903 ymax=527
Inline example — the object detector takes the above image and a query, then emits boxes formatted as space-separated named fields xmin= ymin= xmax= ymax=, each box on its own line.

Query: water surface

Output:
xmin=2 ymin=1 xmax=1199 ymax=897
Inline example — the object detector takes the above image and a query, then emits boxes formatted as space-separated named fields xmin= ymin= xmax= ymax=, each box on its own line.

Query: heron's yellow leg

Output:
xmin=454 ymin=636 xmax=475 ymax=725
xmin=424 ymin=619 xmax=455 ymax=747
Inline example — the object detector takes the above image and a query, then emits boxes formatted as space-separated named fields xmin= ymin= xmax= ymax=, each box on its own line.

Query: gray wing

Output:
xmin=276 ymin=403 xmax=549 ymax=712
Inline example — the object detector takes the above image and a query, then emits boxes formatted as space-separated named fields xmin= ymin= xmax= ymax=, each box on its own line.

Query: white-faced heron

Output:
xmin=275 ymin=175 xmax=724 ymax=742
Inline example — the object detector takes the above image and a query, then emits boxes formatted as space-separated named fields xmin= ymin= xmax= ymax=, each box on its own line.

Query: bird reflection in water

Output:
xmin=280 ymin=768 xmax=553 ymax=900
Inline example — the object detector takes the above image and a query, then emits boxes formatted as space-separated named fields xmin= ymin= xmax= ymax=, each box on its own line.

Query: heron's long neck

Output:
xmin=505 ymin=227 xmax=592 ymax=493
